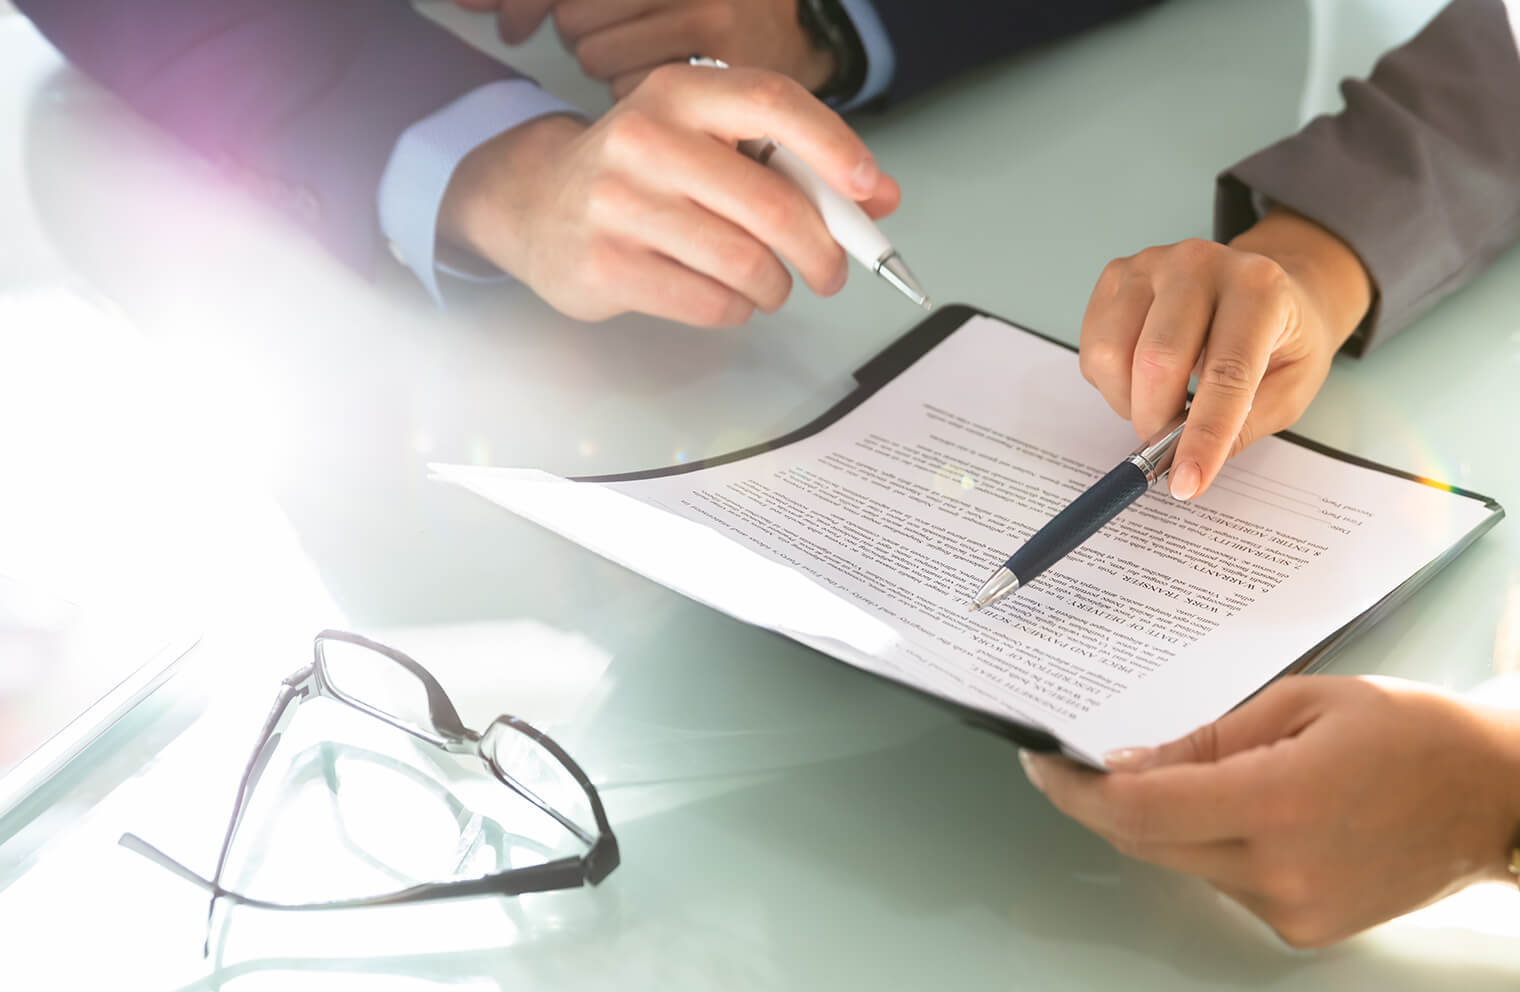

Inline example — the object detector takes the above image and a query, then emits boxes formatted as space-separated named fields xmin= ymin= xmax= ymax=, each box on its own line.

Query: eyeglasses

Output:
xmin=119 ymin=629 xmax=619 ymax=953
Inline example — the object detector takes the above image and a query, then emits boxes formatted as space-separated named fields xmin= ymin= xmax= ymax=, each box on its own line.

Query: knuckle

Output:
xmin=1130 ymin=245 xmax=1165 ymax=271
xmin=1181 ymin=721 xmax=1220 ymax=763
xmin=1199 ymin=353 xmax=1256 ymax=395
xmin=600 ymin=109 xmax=659 ymax=160
xmin=1079 ymin=341 xmax=1125 ymax=387
xmin=744 ymin=71 xmax=801 ymax=113
xmin=1188 ymin=417 xmax=1237 ymax=447
xmin=1169 ymin=237 xmax=1218 ymax=267
xmin=1133 ymin=344 xmax=1191 ymax=382
xmin=640 ymin=62 xmax=684 ymax=100
xmin=1097 ymin=257 xmax=1131 ymax=291
xmin=1233 ymin=253 xmax=1290 ymax=296
xmin=754 ymin=185 xmax=806 ymax=237
xmin=583 ymin=173 xmax=636 ymax=222
xmin=721 ymin=239 xmax=774 ymax=287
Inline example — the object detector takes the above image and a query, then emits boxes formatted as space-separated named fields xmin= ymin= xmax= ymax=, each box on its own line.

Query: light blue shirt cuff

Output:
xmin=834 ymin=0 xmax=896 ymax=111
xmin=377 ymin=80 xmax=581 ymax=305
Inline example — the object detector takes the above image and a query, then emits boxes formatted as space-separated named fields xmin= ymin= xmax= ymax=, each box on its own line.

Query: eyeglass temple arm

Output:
xmin=118 ymin=832 xmax=593 ymax=910
xmin=200 ymin=676 xmax=308 ymax=950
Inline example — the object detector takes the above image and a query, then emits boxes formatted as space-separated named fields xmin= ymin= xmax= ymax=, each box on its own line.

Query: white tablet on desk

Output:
xmin=0 ymin=574 xmax=198 ymax=820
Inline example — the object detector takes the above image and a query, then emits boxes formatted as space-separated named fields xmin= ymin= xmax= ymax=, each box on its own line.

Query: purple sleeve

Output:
xmin=16 ymin=0 xmax=525 ymax=272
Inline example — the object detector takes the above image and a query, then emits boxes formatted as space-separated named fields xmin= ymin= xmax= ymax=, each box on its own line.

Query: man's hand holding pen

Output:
xmin=438 ymin=64 xmax=900 ymax=327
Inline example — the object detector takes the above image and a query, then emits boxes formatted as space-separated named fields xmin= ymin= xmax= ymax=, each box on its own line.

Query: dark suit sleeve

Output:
xmin=15 ymin=0 xmax=525 ymax=272
xmin=1215 ymin=0 xmax=1520 ymax=355
xmin=865 ymin=0 xmax=1164 ymax=106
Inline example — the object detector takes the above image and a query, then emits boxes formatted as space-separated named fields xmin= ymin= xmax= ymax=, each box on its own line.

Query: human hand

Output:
xmin=1021 ymin=676 xmax=1520 ymax=948
xmin=453 ymin=0 xmax=833 ymax=100
xmin=437 ymin=64 xmax=900 ymax=326
xmin=1078 ymin=209 xmax=1373 ymax=501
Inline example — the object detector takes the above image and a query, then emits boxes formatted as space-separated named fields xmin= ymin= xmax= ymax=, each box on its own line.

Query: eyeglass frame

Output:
xmin=119 ymin=629 xmax=620 ymax=951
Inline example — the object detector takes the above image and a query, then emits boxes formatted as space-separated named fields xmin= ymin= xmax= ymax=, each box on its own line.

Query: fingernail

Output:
xmin=1018 ymin=748 xmax=1045 ymax=792
xmin=850 ymin=156 xmax=879 ymax=197
xmin=1103 ymin=746 xmax=1158 ymax=772
xmin=1169 ymin=461 xmax=1200 ymax=501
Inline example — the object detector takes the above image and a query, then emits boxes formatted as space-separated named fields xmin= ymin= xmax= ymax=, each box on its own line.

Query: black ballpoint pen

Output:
xmin=970 ymin=411 xmax=1189 ymax=611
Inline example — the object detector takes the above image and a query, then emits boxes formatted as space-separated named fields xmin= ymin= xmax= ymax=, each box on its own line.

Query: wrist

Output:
xmin=795 ymin=0 xmax=862 ymax=100
xmin=1478 ymin=704 xmax=1520 ymax=885
xmin=1228 ymin=207 xmax=1373 ymax=355
xmin=796 ymin=40 xmax=839 ymax=93
xmin=438 ymin=113 xmax=587 ymax=277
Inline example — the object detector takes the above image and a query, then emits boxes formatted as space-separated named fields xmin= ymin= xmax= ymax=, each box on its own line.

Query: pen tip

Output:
xmin=969 ymin=602 xmax=981 ymax=613
xmin=877 ymin=253 xmax=930 ymax=310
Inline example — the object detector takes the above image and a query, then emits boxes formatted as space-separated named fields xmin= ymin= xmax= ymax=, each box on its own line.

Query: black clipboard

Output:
xmin=579 ymin=304 xmax=1506 ymax=755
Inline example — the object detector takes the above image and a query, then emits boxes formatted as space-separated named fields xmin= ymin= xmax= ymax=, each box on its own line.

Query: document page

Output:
xmin=437 ymin=315 xmax=1497 ymax=764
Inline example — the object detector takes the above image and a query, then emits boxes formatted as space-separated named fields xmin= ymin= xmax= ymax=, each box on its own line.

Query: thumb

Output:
xmin=1106 ymin=677 xmax=1321 ymax=771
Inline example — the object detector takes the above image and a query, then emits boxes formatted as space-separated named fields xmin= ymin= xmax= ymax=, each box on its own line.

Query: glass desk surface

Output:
xmin=1 ymin=1 xmax=1518 ymax=988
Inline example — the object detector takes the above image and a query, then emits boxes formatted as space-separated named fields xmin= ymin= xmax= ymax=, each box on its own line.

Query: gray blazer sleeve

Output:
xmin=1214 ymin=0 xmax=1520 ymax=355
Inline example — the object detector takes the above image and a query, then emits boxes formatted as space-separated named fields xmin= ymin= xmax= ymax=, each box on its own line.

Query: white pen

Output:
xmin=689 ymin=56 xmax=931 ymax=310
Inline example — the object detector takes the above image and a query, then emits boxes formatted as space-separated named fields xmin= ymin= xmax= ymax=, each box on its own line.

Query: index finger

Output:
xmin=638 ymin=64 xmax=886 ymax=204
xmin=1027 ymin=751 xmax=1260 ymax=846
xmin=1168 ymin=273 xmax=1284 ymax=500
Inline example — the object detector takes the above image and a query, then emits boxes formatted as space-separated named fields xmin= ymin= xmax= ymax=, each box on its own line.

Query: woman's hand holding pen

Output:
xmin=1020 ymin=676 xmax=1520 ymax=948
xmin=1077 ymin=208 xmax=1373 ymax=501
xmin=437 ymin=64 xmax=899 ymax=326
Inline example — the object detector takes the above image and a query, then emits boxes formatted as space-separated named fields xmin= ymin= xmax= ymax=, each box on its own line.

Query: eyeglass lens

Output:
xmin=318 ymin=636 xmax=439 ymax=737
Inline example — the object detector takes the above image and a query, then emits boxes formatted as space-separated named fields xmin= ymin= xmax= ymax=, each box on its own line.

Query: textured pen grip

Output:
xmin=1006 ymin=460 xmax=1150 ymax=585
